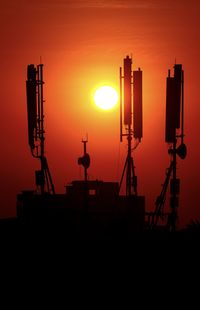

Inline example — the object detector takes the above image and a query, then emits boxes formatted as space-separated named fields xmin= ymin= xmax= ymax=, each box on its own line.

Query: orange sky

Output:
xmin=0 ymin=0 xmax=200 ymax=227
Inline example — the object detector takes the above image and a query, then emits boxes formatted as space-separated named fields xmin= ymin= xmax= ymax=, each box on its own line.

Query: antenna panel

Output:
xmin=26 ymin=64 xmax=37 ymax=148
xmin=123 ymin=56 xmax=132 ymax=125
xmin=133 ymin=69 xmax=143 ymax=140
xmin=174 ymin=64 xmax=182 ymax=129
xmin=165 ymin=76 xmax=176 ymax=143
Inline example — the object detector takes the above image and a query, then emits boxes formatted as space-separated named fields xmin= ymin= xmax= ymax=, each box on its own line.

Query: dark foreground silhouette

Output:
xmin=0 ymin=216 xmax=199 ymax=243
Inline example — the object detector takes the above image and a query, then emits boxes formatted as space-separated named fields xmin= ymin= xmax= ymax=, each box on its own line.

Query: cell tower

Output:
xmin=151 ymin=64 xmax=187 ymax=231
xmin=26 ymin=64 xmax=55 ymax=194
xmin=119 ymin=56 xmax=143 ymax=196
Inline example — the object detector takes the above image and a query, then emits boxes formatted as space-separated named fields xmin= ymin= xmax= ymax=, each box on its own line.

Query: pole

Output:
xmin=126 ymin=125 xmax=132 ymax=196
xmin=38 ymin=64 xmax=45 ymax=194
xmin=120 ymin=67 xmax=123 ymax=142
xmin=181 ymin=70 xmax=184 ymax=144
xmin=83 ymin=140 xmax=88 ymax=183
xmin=170 ymin=140 xmax=177 ymax=231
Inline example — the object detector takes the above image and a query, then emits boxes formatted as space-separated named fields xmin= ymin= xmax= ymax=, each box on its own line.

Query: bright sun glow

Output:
xmin=94 ymin=86 xmax=118 ymax=110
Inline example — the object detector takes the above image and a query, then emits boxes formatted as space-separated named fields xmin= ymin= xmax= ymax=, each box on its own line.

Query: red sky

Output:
xmin=0 ymin=0 xmax=200 ymax=227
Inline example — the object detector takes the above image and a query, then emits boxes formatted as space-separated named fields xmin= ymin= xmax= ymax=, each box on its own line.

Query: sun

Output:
xmin=94 ymin=86 xmax=118 ymax=110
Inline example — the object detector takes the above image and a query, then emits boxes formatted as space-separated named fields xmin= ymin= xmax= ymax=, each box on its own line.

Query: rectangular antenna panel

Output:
xmin=133 ymin=69 xmax=143 ymax=140
xmin=26 ymin=65 xmax=37 ymax=148
xmin=165 ymin=76 xmax=176 ymax=143
xmin=174 ymin=64 xmax=182 ymax=129
xmin=123 ymin=56 xmax=132 ymax=125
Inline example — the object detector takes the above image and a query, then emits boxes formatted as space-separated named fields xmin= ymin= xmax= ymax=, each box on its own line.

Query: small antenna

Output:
xmin=78 ymin=137 xmax=90 ymax=183
xmin=82 ymin=133 xmax=88 ymax=143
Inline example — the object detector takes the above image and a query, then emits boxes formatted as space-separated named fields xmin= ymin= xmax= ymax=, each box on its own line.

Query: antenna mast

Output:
xmin=119 ymin=56 xmax=143 ymax=196
xmin=26 ymin=64 xmax=55 ymax=194
xmin=151 ymin=64 xmax=186 ymax=231
xmin=78 ymin=137 xmax=90 ymax=183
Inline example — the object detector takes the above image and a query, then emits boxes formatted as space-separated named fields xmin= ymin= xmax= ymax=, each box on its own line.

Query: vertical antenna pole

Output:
xmin=120 ymin=67 xmax=123 ymax=142
xmin=38 ymin=64 xmax=45 ymax=194
xmin=171 ymin=140 xmax=177 ymax=231
xmin=39 ymin=64 xmax=44 ymax=158
xmin=126 ymin=125 xmax=132 ymax=196
xmin=83 ymin=140 xmax=88 ymax=183
xmin=37 ymin=67 xmax=41 ymax=137
xmin=181 ymin=70 xmax=184 ymax=144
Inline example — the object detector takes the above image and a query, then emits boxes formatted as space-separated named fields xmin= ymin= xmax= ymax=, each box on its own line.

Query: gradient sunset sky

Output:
xmin=0 ymin=0 xmax=199 ymax=227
